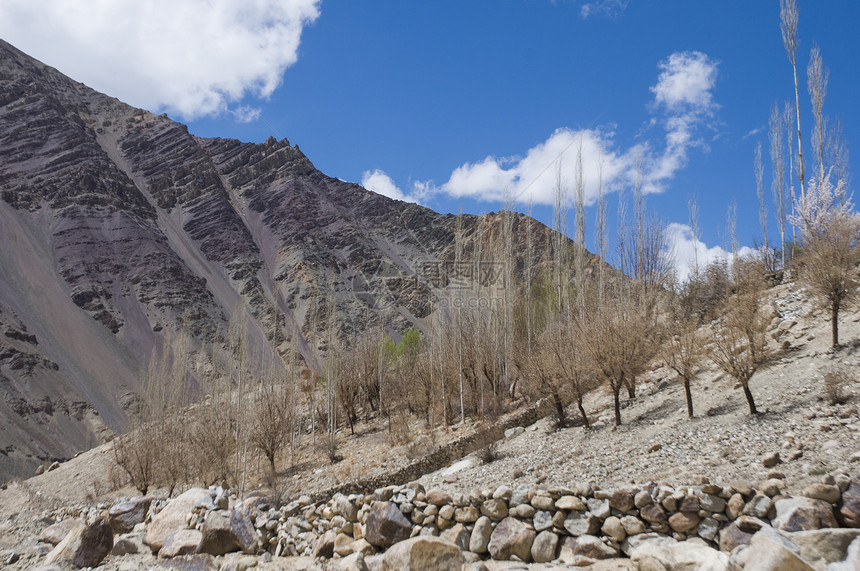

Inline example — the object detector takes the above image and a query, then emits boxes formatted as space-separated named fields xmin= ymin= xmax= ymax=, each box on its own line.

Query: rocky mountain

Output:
xmin=0 ymin=39 xmax=607 ymax=480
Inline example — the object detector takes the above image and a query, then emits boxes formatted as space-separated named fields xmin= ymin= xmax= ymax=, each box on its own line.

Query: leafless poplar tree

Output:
xmin=807 ymin=45 xmax=828 ymax=181
xmin=780 ymin=0 xmax=806 ymax=199
xmin=769 ymin=103 xmax=787 ymax=268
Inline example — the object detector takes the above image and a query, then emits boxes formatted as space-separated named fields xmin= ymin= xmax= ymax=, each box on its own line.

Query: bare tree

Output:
xmin=807 ymin=45 xmax=829 ymax=181
xmin=770 ymin=103 xmax=788 ymax=269
xmin=249 ymin=370 xmax=295 ymax=474
xmin=710 ymin=259 xmax=772 ymax=415
xmin=780 ymin=0 xmax=806 ymax=199
xmin=662 ymin=294 xmax=706 ymax=418
xmin=755 ymin=141 xmax=768 ymax=257
xmin=790 ymin=172 xmax=860 ymax=347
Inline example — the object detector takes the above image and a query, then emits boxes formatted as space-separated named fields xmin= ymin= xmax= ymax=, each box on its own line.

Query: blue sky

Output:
xmin=2 ymin=0 xmax=858 ymax=279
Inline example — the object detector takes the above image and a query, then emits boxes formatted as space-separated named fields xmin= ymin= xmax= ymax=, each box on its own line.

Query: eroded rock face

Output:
xmin=0 ymin=40 xmax=594 ymax=481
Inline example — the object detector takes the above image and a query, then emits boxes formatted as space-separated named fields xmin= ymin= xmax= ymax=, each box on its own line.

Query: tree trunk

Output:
xmin=626 ymin=378 xmax=636 ymax=399
xmin=577 ymin=395 xmax=590 ymax=429
xmin=613 ymin=387 xmax=622 ymax=426
xmin=741 ymin=381 xmax=758 ymax=415
xmin=832 ymin=298 xmax=840 ymax=347
xmin=684 ymin=378 xmax=693 ymax=418
xmin=552 ymin=392 xmax=567 ymax=429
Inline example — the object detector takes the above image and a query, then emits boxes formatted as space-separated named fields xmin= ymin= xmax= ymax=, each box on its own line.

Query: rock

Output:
xmin=679 ymin=495 xmax=701 ymax=513
xmin=334 ymin=494 xmax=359 ymax=522
xmin=744 ymin=526 xmax=815 ymax=570
xmin=338 ymin=552 xmax=369 ymax=571
xmin=640 ymin=503 xmax=667 ymax=523
xmin=560 ymin=534 xmax=619 ymax=561
xmin=38 ymin=519 xmax=84 ymax=545
xmin=470 ymin=516 xmax=493 ymax=554
xmin=160 ymin=529 xmax=203 ymax=558
xmin=504 ymin=427 xmax=525 ymax=439
xmin=635 ymin=490 xmax=653 ymax=508
xmin=726 ymin=493 xmax=745 ymax=520
xmin=620 ymin=515 xmax=646 ymax=536
xmin=109 ymin=496 xmax=153 ymax=534
xmin=454 ymin=506 xmax=480 ymax=523
xmin=531 ymin=495 xmax=555 ymax=511
xmin=314 ymin=529 xmax=337 ymax=558
xmin=488 ymin=517 xmax=536 ymax=561
xmin=587 ymin=498 xmax=611 ymax=519
xmin=533 ymin=510 xmax=554 ymax=532
xmin=34 ymin=464 xmax=45 ymax=476
xmin=438 ymin=504 xmax=455 ymax=520
xmin=556 ymin=495 xmax=587 ymax=511
xmin=698 ymin=517 xmax=719 ymax=541
xmin=609 ymin=489 xmax=635 ymax=513
xmin=426 ymin=489 xmax=453 ymax=506
xmin=365 ymin=502 xmax=412 ymax=548
xmin=762 ymin=452 xmax=781 ymax=468
xmin=668 ymin=511 xmax=700 ymax=533
xmin=145 ymin=488 xmax=211 ymax=552
xmin=334 ymin=533 xmax=354 ymax=557
xmin=510 ymin=504 xmax=536 ymax=518
xmin=44 ymin=517 xmax=113 ymax=568
xmin=198 ymin=510 xmax=237 ymax=556
xmin=630 ymin=536 xmax=730 ymax=571
xmin=719 ymin=522 xmax=754 ymax=552
xmin=840 ymin=475 xmax=860 ymax=527
xmin=229 ymin=508 xmax=257 ymax=555
xmin=440 ymin=523 xmax=470 ymax=551
xmin=111 ymin=533 xmax=144 ymax=555
xmin=801 ymin=484 xmax=842 ymax=504
xmin=771 ymin=497 xmax=838 ymax=532
xmin=381 ymin=536 xmax=464 ymax=570
xmin=220 ymin=553 xmax=267 ymax=571
xmin=731 ymin=481 xmax=753 ymax=497
xmin=743 ymin=494 xmax=772 ymax=518
xmin=602 ymin=516 xmax=626 ymax=542
xmin=480 ymin=498 xmax=508 ymax=520
xmin=700 ymin=494 xmax=727 ymax=514
xmin=510 ymin=485 xmax=530 ymax=507
xmin=531 ymin=530 xmax=559 ymax=563
xmin=785 ymin=528 xmax=860 ymax=569
xmin=564 ymin=510 xmax=601 ymax=536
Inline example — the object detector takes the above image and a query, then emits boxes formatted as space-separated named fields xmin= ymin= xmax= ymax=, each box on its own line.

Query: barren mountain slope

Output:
xmin=0 ymin=38 xmax=607 ymax=480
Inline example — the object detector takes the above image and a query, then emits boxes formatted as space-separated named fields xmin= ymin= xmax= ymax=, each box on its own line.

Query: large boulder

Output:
xmin=198 ymin=510 xmax=238 ymax=556
xmin=229 ymin=495 xmax=272 ymax=554
xmin=439 ymin=523 xmax=470 ymax=551
xmin=743 ymin=526 xmax=816 ymax=571
xmin=159 ymin=529 xmax=203 ymax=558
xmin=469 ymin=516 xmax=492 ymax=554
xmin=840 ymin=475 xmax=860 ymax=527
xmin=365 ymin=501 xmax=412 ymax=548
xmin=488 ymin=517 xmax=536 ymax=561
xmin=771 ymin=497 xmax=838 ymax=532
xmin=44 ymin=517 xmax=113 ymax=568
xmin=531 ymin=530 xmax=559 ymax=563
xmin=564 ymin=509 xmax=601 ymax=536
xmin=630 ymin=536 xmax=730 ymax=571
xmin=559 ymin=534 xmax=620 ymax=562
xmin=381 ymin=536 xmax=464 ymax=571
xmin=144 ymin=488 xmax=211 ymax=552
xmin=108 ymin=496 xmax=153 ymax=534
xmin=38 ymin=519 xmax=84 ymax=545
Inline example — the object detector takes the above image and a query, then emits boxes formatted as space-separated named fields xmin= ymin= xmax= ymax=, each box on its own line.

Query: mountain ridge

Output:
xmin=0 ymin=38 xmax=605 ymax=480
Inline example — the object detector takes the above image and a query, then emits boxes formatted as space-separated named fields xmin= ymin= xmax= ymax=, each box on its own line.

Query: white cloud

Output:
xmin=409 ymin=51 xmax=719 ymax=207
xmin=650 ymin=51 xmax=717 ymax=111
xmin=665 ymin=222 xmax=755 ymax=283
xmin=437 ymin=128 xmax=631 ymax=206
xmin=0 ymin=0 xmax=320 ymax=120
xmin=580 ymin=0 xmax=630 ymax=19
xmin=361 ymin=169 xmax=421 ymax=203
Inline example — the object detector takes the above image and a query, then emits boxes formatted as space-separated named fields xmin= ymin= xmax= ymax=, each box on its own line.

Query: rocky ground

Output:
xmin=1 ymin=279 xmax=859 ymax=569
